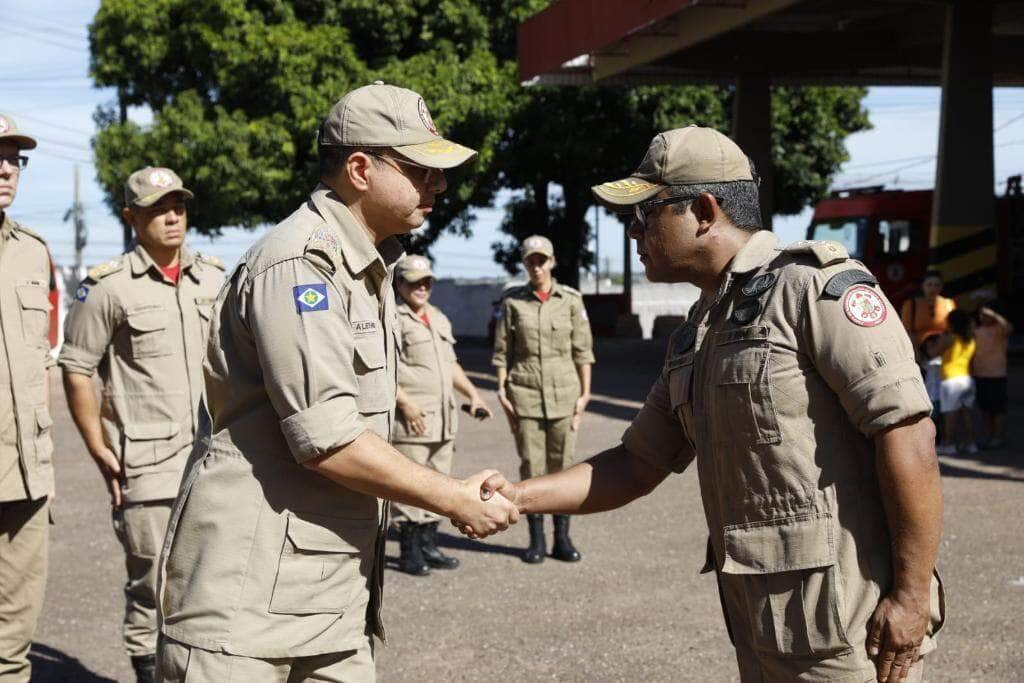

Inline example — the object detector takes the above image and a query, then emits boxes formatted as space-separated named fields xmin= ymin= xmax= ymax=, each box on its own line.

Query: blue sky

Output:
xmin=3 ymin=0 xmax=1023 ymax=279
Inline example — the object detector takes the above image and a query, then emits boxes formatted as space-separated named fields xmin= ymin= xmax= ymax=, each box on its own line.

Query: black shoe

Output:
xmin=551 ymin=515 xmax=581 ymax=562
xmin=420 ymin=522 xmax=459 ymax=569
xmin=523 ymin=514 xmax=546 ymax=564
xmin=397 ymin=522 xmax=431 ymax=576
xmin=131 ymin=654 xmax=156 ymax=683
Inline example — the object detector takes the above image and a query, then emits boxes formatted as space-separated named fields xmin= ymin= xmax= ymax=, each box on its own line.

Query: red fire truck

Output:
xmin=806 ymin=175 xmax=1024 ymax=326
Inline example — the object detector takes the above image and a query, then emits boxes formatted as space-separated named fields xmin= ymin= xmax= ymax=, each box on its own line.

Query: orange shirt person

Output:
xmin=900 ymin=270 xmax=956 ymax=346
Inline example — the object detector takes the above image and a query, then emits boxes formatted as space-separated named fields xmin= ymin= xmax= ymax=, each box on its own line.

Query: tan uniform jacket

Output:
xmin=159 ymin=184 xmax=402 ymax=658
xmin=394 ymin=302 xmax=458 ymax=443
xmin=58 ymin=245 xmax=225 ymax=503
xmin=0 ymin=215 xmax=54 ymax=502
xmin=491 ymin=282 xmax=594 ymax=419
xmin=623 ymin=232 xmax=943 ymax=659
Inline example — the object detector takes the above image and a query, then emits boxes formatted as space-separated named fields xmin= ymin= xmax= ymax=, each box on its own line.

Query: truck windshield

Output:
xmin=806 ymin=218 xmax=866 ymax=258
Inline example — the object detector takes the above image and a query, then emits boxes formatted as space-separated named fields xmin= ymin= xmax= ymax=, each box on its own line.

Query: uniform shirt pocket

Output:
xmin=666 ymin=355 xmax=698 ymax=451
xmin=269 ymin=512 xmax=377 ymax=615
xmin=16 ymin=284 xmax=51 ymax=346
xmin=122 ymin=421 xmax=182 ymax=470
xmin=353 ymin=333 xmax=391 ymax=413
xmin=550 ymin=317 xmax=572 ymax=354
xmin=126 ymin=306 xmax=171 ymax=358
xmin=714 ymin=326 xmax=781 ymax=445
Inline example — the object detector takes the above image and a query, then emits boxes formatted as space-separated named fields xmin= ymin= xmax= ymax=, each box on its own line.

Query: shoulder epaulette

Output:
xmin=11 ymin=222 xmax=49 ymax=248
xmin=87 ymin=257 xmax=126 ymax=281
xmin=559 ymin=284 xmax=583 ymax=298
xmin=501 ymin=285 xmax=528 ymax=300
xmin=197 ymin=252 xmax=225 ymax=270
xmin=782 ymin=240 xmax=848 ymax=267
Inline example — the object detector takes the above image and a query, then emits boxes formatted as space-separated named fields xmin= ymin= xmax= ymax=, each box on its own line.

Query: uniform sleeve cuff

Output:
xmin=839 ymin=358 xmax=932 ymax=437
xmin=621 ymin=423 xmax=692 ymax=474
xmin=573 ymin=352 xmax=595 ymax=365
xmin=279 ymin=396 xmax=367 ymax=463
xmin=56 ymin=343 xmax=102 ymax=376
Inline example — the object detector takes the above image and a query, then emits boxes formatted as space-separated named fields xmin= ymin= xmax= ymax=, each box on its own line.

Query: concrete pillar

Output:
xmin=932 ymin=0 xmax=995 ymax=301
xmin=732 ymin=72 xmax=774 ymax=231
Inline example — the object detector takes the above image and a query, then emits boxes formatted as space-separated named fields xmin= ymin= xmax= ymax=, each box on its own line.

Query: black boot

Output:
xmin=397 ymin=522 xmax=430 ymax=576
xmin=131 ymin=654 xmax=156 ymax=683
xmin=420 ymin=521 xmax=459 ymax=569
xmin=523 ymin=514 xmax=546 ymax=564
xmin=551 ymin=515 xmax=581 ymax=562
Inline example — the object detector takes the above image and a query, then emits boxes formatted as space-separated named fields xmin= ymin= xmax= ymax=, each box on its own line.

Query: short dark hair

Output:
xmin=318 ymin=145 xmax=385 ymax=178
xmin=666 ymin=180 xmax=763 ymax=231
xmin=947 ymin=309 xmax=973 ymax=340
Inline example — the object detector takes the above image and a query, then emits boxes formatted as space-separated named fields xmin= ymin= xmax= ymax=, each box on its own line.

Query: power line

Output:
xmin=2 ymin=112 xmax=95 ymax=137
xmin=994 ymin=112 xmax=1024 ymax=132
xmin=5 ymin=26 xmax=88 ymax=53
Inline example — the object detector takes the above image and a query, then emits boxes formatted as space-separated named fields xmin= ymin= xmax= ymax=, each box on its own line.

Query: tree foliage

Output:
xmin=90 ymin=1 xmax=869 ymax=283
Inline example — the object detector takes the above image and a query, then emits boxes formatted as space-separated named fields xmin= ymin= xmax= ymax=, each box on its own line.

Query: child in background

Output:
xmin=937 ymin=309 xmax=977 ymax=456
xmin=919 ymin=333 xmax=944 ymax=439
xmin=973 ymin=304 xmax=1013 ymax=449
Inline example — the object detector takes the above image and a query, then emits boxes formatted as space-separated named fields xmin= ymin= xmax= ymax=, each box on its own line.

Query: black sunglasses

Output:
xmin=633 ymin=193 xmax=723 ymax=227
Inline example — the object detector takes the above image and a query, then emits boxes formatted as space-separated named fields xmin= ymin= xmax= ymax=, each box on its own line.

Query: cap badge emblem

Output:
xmin=417 ymin=98 xmax=438 ymax=135
xmin=0 ymin=117 xmax=9 ymax=134
xmin=149 ymin=169 xmax=174 ymax=188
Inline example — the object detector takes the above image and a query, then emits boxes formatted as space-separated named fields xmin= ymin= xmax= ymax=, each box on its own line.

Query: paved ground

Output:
xmin=30 ymin=339 xmax=1024 ymax=682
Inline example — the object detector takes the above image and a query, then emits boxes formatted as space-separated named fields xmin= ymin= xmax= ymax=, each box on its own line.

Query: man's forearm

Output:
xmin=874 ymin=416 xmax=942 ymax=598
xmin=515 ymin=444 xmax=667 ymax=515
xmin=452 ymin=363 xmax=479 ymax=400
xmin=304 ymin=430 xmax=462 ymax=517
xmin=62 ymin=371 xmax=107 ymax=453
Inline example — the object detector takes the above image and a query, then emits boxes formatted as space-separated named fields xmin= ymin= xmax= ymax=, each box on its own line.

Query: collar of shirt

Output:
xmin=398 ymin=301 xmax=433 ymax=320
xmin=531 ymin=279 xmax=564 ymax=301
xmin=310 ymin=184 xmax=404 ymax=278
xmin=711 ymin=230 xmax=779 ymax=304
xmin=129 ymin=243 xmax=198 ymax=282
xmin=0 ymin=213 xmax=18 ymax=241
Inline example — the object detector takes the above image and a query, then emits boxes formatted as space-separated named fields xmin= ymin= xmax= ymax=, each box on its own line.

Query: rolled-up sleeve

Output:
xmin=621 ymin=372 xmax=694 ymax=474
xmin=571 ymin=297 xmax=595 ymax=366
xmin=58 ymin=282 xmax=114 ymax=376
xmin=801 ymin=270 xmax=932 ymax=437
xmin=491 ymin=299 xmax=511 ymax=369
xmin=248 ymin=257 xmax=365 ymax=463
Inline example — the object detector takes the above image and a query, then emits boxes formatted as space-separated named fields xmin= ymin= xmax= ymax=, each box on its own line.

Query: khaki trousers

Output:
xmin=157 ymin=634 xmax=375 ymax=682
xmin=112 ymin=500 xmax=172 ymax=657
xmin=512 ymin=416 xmax=576 ymax=480
xmin=0 ymin=496 xmax=49 ymax=683
xmin=390 ymin=440 xmax=455 ymax=524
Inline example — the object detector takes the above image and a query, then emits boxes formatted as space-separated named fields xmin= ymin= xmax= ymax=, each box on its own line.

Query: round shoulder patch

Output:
xmin=843 ymin=285 xmax=887 ymax=327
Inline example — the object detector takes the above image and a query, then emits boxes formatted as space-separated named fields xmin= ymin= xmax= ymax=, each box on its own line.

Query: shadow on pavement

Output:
xmin=385 ymin=528 xmax=522 ymax=562
xmin=29 ymin=643 xmax=117 ymax=682
xmin=938 ymin=456 xmax=1024 ymax=483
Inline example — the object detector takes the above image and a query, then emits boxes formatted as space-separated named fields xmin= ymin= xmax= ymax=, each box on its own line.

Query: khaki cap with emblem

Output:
xmin=125 ymin=166 xmax=194 ymax=207
xmin=396 ymin=254 xmax=434 ymax=282
xmin=592 ymin=125 xmax=753 ymax=210
xmin=319 ymin=81 xmax=477 ymax=169
xmin=521 ymin=235 xmax=554 ymax=260
xmin=0 ymin=112 xmax=37 ymax=150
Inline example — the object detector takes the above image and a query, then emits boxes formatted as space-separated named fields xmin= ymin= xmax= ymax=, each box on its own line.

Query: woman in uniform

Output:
xmin=392 ymin=255 xmax=493 ymax=576
xmin=492 ymin=235 xmax=594 ymax=563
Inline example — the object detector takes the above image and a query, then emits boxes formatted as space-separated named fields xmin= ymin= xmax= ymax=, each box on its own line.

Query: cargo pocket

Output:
xmin=269 ymin=512 xmax=376 ymax=615
xmin=122 ymin=421 xmax=181 ymax=470
xmin=714 ymin=325 xmax=781 ymax=445
xmin=722 ymin=513 xmax=850 ymax=657
xmin=127 ymin=307 xmax=171 ymax=358
xmin=16 ymin=284 xmax=51 ymax=346
xmin=34 ymin=406 xmax=54 ymax=465
xmin=666 ymin=354 xmax=697 ymax=449
xmin=354 ymin=334 xmax=390 ymax=413
xmin=551 ymin=317 xmax=572 ymax=354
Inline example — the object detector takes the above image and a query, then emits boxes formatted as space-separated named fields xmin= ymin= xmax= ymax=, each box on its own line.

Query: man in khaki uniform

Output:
xmin=478 ymin=127 xmax=945 ymax=683
xmin=156 ymin=83 xmax=518 ymax=682
xmin=0 ymin=114 xmax=55 ymax=683
xmin=391 ymin=254 xmax=492 ymax=575
xmin=493 ymin=235 xmax=594 ymax=563
xmin=59 ymin=167 xmax=224 ymax=682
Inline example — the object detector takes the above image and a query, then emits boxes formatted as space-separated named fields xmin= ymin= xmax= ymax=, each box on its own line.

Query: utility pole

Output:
xmin=64 ymin=164 xmax=87 ymax=274
xmin=593 ymin=204 xmax=600 ymax=295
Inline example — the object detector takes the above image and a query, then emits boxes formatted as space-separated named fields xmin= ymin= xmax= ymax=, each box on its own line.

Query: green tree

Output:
xmin=89 ymin=1 xmax=869 ymax=285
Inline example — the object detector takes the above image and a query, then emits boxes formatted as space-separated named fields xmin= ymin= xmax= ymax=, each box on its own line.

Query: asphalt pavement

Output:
xmin=30 ymin=339 xmax=1024 ymax=682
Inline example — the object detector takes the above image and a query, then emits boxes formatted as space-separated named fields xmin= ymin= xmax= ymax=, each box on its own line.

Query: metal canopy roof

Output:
xmin=518 ymin=0 xmax=1024 ymax=87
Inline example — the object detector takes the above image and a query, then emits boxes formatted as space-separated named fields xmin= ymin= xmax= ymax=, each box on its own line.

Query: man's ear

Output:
xmin=121 ymin=206 xmax=134 ymax=226
xmin=345 ymin=152 xmax=373 ymax=192
xmin=692 ymin=192 xmax=720 ymax=234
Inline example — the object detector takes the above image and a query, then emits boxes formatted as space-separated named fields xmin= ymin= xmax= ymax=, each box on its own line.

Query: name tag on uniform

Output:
xmin=293 ymin=284 xmax=329 ymax=313
xmin=352 ymin=320 xmax=378 ymax=336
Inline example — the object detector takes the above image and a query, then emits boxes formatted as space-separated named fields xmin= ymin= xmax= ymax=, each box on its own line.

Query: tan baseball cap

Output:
xmin=0 ymin=113 xmax=37 ymax=150
xmin=592 ymin=125 xmax=753 ymax=210
xmin=319 ymin=81 xmax=477 ymax=169
xmin=125 ymin=167 xmax=194 ymax=208
xmin=396 ymin=254 xmax=434 ymax=282
xmin=521 ymin=235 xmax=554 ymax=260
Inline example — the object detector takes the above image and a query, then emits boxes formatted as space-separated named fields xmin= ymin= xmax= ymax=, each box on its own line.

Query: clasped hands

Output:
xmin=449 ymin=471 xmax=520 ymax=539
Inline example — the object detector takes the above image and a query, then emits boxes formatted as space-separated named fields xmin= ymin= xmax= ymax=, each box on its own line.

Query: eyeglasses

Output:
xmin=0 ymin=155 xmax=29 ymax=171
xmin=369 ymin=152 xmax=443 ymax=186
xmin=633 ymin=192 xmax=723 ymax=227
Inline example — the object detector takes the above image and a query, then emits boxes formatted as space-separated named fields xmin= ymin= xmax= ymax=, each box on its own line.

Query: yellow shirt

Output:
xmin=940 ymin=336 xmax=975 ymax=380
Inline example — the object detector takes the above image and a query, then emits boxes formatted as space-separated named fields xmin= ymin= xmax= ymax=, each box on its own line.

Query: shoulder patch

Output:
xmin=784 ymin=240 xmax=848 ymax=267
xmin=843 ymin=285 xmax=887 ymax=327
xmin=87 ymin=257 xmax=126 ymax=280
xmin=293 ymin=283 xmax=329 ymax=313
xmin=74 ymin=284 xmax=90 ymax=302
xmin=822 ymin=269 xmax=878 ymax=299
xmin=197 ymin=253 xmax=225 ymax=270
